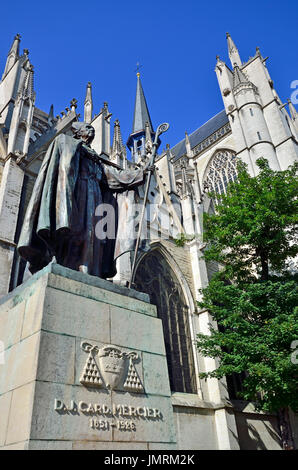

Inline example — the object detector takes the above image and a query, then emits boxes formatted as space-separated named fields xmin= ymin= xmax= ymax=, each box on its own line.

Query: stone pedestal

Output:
xmin=0 ymin=263 xmax=176 ymax=450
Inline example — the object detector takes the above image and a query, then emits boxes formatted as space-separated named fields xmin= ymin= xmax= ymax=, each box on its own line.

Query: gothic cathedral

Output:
xmin=0 ymin=33 xmax=297 ymax=449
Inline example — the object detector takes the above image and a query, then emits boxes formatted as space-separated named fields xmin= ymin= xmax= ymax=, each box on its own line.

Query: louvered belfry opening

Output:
xmin=134 ymin=250 xmax=197 ymax=394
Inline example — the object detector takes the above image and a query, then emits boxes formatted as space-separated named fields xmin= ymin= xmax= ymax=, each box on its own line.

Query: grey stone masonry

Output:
xmin=0 ymin=262 xmax=177 ymax=450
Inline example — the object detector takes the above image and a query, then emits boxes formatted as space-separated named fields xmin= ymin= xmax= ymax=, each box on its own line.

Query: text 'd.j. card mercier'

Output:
xmin=54 ymin=399 xmax=163 ymax=431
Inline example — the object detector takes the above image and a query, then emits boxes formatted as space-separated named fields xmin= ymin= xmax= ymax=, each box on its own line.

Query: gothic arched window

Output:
xmin=203 ymin=150 xmax=238 ymax=196
xmin=134 ymin=250 xmax=197 ymax=394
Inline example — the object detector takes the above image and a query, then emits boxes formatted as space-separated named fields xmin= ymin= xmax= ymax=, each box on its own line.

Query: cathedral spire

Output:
xmin=226 ymin=32 xmax=242 ymax=68
xmin=127 ymin=73 xmax=155 ymax=163
xmin=84 ymin=82 xmax=93 ymax=124
xmin=2 ymin=33 xmax=21 ymax=79
xmin=132 ymin=73 xmax=153 ymax=134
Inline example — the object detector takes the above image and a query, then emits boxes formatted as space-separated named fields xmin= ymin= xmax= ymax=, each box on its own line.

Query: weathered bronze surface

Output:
xmin=18 ymin=123 xmax=147 ymax=278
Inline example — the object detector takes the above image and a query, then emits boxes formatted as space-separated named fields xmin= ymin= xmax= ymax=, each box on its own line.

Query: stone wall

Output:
xmin=234 ymin=410 xmax=281 ymax=450
xmin=0 ymin=263 xmax=177 ymax=450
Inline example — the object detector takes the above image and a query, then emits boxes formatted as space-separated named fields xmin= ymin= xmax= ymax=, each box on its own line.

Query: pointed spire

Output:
xmin=112 ymin=119 xmax=123 ymax=154
xmin=2 ymin=34 xmax=21 ymax=79
xmin=132 ymin=74 xmax=153 ymax=133
xmin=9 ymin=33 xmax=21 ymax=58
xmin=48 ymin=104 xmax=54 ymax=118
xmin=48 ymin=104 xmax=54 ymax=125
xmin=226 ymin=32 xmax=241 ymax=68
xmin=111 ymin=119 xmax=126 ymax=165
xmin=185 ymin=131 xmax=192 ymax=158
xmin=287 ymin=99 xmax=298 ymax=122
xmin=127 ymin=73 xmax=154 ymax=163
xmin=84 ymin=82 xmax=93 ymax=123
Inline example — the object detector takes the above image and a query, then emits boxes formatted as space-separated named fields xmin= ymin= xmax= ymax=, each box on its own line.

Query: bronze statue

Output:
xmin=18 ymin=122 xmax=151 ymax=279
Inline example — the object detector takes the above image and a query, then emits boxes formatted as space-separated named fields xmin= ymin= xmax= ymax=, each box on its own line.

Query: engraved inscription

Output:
xmin=89 ymin=418 xmax=136 ymax=431
xmin=54 ymin=399 xmax=162 ymax=418
xmin=54 ymin=398 xmax=163 ymax=432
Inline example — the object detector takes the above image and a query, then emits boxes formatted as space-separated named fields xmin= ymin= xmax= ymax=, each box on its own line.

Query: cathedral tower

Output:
xmin=127 ymin=73 xmax=155 ymax=163
xmin=216 ymin=33 xmax=298 ymax=173
xmin=0 ymin=36 xmax=37 ymax=296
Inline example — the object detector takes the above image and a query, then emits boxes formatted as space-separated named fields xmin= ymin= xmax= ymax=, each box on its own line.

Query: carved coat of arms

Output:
xmin=79 ymin=342 xmax=144 ymax=393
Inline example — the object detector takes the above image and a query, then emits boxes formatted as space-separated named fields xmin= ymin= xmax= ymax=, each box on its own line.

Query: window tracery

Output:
xmin=203 ymin=150 xmax=238 ymax=196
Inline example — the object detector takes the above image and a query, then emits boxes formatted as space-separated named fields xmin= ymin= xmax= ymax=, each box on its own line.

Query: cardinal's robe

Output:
xmin=18 ymin=133 xmax=147 ymax=278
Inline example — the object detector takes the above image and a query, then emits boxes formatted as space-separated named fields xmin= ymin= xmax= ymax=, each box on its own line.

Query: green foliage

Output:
xmin=197 ymin=159 xmax=298 ymax=413
xmin=198 ymin=276 xmax=298 ymax=412
xmin=174 ymin=233 xmax=195 ymax=247
xmin=203 ymin=158 xmax=298 ymax=282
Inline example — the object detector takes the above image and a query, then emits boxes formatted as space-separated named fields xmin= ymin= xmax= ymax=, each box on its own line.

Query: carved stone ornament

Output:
xmin=80 ymin=342 xmax=144 ymax=393
xmin=223 ymin=88 xmax=231 ymax=96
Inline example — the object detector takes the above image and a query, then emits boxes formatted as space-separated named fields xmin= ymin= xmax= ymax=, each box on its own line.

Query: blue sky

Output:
xmin=0 ymin=0 xmax=297 ymax=151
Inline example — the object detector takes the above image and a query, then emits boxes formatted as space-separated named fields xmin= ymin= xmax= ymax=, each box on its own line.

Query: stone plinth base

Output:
xmin=0 ymin=263 xmax=176 ymax=450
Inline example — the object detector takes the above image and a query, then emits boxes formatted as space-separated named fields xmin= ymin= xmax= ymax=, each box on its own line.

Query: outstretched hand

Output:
xmin=143 ymin=163 xmax=155 ymax=174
